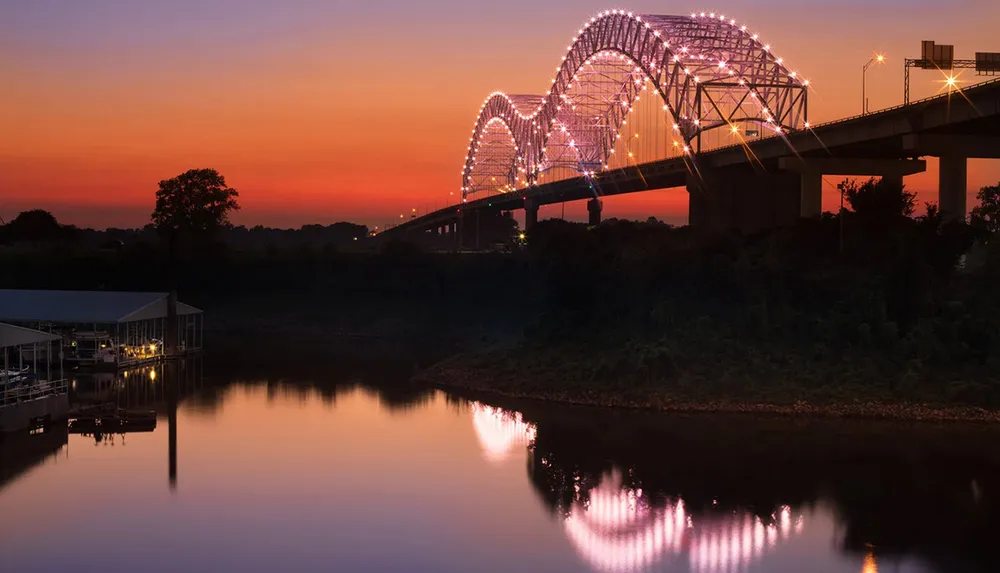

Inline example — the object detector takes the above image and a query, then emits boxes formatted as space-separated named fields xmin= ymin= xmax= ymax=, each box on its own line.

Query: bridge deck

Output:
xmin=384 ymin=78 xmax=1000 ymax=236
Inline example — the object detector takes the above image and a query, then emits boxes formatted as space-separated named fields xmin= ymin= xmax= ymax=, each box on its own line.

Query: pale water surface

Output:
xmin=1 ymin=366 xmax=997 ymax=573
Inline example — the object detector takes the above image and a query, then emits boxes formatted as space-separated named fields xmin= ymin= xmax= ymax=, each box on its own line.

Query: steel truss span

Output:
xmin=461 ymin=10 xmax=809 ymax=199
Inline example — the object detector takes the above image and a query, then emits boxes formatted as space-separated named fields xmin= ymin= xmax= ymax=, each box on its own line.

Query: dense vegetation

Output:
xmin=0 ymin=209 xmax=369 ymax=254
xmin=428 ymin=180 xmax=1000 ymax=411
xmin=4 ymin=178 xmax=1000 ymax=412
xmin=0 ymin=210 xmax=532 ymax=353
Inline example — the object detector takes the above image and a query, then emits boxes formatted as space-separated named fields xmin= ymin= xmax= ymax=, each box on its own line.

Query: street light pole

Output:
xmin=862 ymin=53 xmax=885 ymax=114
xmin=839 ymin=182 xmax=844 ymax=253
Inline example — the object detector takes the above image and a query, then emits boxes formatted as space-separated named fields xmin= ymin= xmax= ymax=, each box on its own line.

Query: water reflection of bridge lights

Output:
xmin=469 ymin=402 xmax=537 ymax=463
xmin=565 ymin=474 xmax=687 ymax=573
xmin=564 ymin=473 xmax=805 ymax=573
xmin=861 ymin=550 xmax=878 ymax=573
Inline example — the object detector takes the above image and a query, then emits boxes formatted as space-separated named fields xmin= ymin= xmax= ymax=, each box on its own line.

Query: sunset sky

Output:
xmin=2 ymin=0 xmax=998 ymax=229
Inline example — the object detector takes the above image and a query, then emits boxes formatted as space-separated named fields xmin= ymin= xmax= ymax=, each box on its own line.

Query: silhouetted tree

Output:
xmin=151 ymin=168 xmax=240 ymax=254
xmin=151 ymin=169 xmax=239 ymax=352
xmin=5 ymin=209 xmax=63 ymax=242
xmin=839 ymin=177 xmax=916 ymax=219
xmin=919 ymin=202 xmax=941 ymax=227
xmin=970 ymin=182 xmax=1000 ymax=237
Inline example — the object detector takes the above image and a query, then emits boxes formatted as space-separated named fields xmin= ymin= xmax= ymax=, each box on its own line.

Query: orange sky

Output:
xmin=2 ymin=1 xmax=998 ymax=229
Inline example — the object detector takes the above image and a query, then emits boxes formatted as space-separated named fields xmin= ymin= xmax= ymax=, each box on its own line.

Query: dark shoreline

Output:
xmin=420 ymin=363 xmax=1000 ymax=423
xmin=209 ymin=330 xmax=1000 ymax=423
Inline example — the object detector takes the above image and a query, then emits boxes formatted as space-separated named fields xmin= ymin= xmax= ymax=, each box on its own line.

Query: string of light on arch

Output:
xmin=459 ymin=9 xmax=810 ymax=201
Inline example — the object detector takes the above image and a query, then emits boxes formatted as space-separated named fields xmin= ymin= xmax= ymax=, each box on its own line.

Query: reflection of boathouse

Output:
xmin=0 ymin=290 xmax=203 ymax=369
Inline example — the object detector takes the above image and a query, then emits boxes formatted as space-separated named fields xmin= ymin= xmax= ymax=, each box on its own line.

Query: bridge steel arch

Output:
xmin=461 ymin=10 xmax=808 ymax=199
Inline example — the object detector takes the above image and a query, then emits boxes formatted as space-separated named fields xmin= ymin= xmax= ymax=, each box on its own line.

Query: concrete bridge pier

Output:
xmin=882 ymin=173 xmax=904 ymax=190
xmin=524 ymin=197 xmax=539 ymax=231
xmin=687 ymin=169 xmax=800 ymax=234
xmin=779 ymin=157 xmax=928 ymax=218
xmin=939 ymin=155 xmax=968 ymax=222
xmin=587 ymin=198 xmax=602 ymax=226
xmin=799 ymin=172 xmax=823 ymax=219
xmin=902 ymin=134 xmax=1000 ymax=222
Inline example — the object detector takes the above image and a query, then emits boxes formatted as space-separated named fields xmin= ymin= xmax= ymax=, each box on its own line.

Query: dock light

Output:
xmin=149 ymin=369 xmax=156 ymax=381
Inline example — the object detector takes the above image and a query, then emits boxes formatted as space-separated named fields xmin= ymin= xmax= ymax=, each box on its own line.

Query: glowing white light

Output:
xmin=470 ymin=402 xmax=537 ymax=463
xmin=561 ymin=472 xmax=808 ymax=573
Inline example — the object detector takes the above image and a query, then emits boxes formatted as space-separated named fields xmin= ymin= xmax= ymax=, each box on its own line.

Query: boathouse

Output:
xmin=0 ymin=322 xmax=68 ymax=434
xmin=0 ymin=290 xmax=203 ymax=368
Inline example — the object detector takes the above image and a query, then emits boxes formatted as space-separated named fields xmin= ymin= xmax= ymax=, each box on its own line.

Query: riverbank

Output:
xmin=419 ymin=346 xmax=1000 ymax=422
xmin=413 ymin=215 xmax=1000 ymax=422
xmin=6 ymin=212 xmax=1000 ymax=422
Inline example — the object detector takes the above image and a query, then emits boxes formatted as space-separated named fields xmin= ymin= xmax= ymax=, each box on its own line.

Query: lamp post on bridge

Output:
xmin=862 ymin=53 xmax=886 ymax=114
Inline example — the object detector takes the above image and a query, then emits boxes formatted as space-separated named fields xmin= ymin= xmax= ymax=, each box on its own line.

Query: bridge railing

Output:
xmin=812 ymin=76 xmax=1000 ymax=129
xmin=683 ymin=76 xmax=1000 ymax=159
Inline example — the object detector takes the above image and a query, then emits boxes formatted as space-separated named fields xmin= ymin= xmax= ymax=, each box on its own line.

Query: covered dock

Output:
xmin=1 ymin=322 xmax=68 ymax=434
xmin=0 ymin=290 xmax=203 ymax=369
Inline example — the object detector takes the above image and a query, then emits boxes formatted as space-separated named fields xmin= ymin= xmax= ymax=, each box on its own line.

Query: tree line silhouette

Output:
xmin=3 ymin=169 xmax=1000 ymax=407
xmin=429 ymin=178 xmax=1000 ymax=408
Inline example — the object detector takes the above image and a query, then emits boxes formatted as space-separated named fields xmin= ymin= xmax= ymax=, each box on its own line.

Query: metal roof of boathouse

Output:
xmin=0 ymin=322 xmax=62 ymax=348
xmin=0 ymin=290 xmax=201 ymax=324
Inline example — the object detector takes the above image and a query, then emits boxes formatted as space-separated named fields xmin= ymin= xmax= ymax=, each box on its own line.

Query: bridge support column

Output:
xmin=779 ymin=157 xmax=927 ymax=219
xmin=800 ymin=172 xmax=823 ymax=218
xmin=881 ymin=174 xmax=903 ymax=189
xmin=524 ymin=197 xmax=538 ymax=232
xmin=587 ymin=198 xmax=602 ymax=226
xmin=687 ymin=170 xmax=800 ymax=233
xmin=688 ymin=182 xmax=707 ymax=229
xmin=939 ymin=155 xmax=968 ymax=222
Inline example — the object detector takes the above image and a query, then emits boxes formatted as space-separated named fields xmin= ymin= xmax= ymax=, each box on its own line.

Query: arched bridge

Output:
xmin=383 ymin=9 xmax=1000 ymax=243
xmin=463 ymin=11 xmax=807 ymax=196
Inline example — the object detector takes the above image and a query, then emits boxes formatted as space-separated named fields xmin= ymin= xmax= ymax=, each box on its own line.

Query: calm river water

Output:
xmin=1 ymin=357 xmax=998 ymax=573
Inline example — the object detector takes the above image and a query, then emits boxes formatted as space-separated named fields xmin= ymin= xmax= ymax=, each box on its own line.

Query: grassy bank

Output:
xmin=423 ymin=350 xmax=1000 ymax=422
xmin=417 ymin=214 xmax=1000 ymax=419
